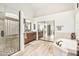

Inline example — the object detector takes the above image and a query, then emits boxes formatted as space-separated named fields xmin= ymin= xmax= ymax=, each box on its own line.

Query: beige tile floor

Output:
xmin=15 ymin=40 xmax=54 ymax=56
xmin=13 ymin=40 xmax=77 ymax=56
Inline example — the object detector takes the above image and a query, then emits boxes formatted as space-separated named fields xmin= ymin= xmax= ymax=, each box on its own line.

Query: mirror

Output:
xmin=24 ymin=19 xmax=31 ymax=32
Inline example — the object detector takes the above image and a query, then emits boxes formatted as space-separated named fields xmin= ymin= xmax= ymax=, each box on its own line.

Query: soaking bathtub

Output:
xmin=53 ymin=38 xmax=77 ymax=56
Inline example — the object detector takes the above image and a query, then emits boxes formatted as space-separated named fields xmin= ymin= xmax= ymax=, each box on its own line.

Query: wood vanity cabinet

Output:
xmin=24 ymin=32 xmax=36 ymax=44
xmin=77 ymin=40 xmax=79 ymax=56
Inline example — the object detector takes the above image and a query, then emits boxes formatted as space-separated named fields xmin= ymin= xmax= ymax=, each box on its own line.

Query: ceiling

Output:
xmin=0 ymin=3 xmax=75 ymax=18
xmin=31 ymin=3 xmax=75 ymax=17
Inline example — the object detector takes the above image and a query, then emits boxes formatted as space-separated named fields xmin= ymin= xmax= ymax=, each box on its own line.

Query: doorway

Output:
xmin=37 ymin=20 xmax=55 ymax=42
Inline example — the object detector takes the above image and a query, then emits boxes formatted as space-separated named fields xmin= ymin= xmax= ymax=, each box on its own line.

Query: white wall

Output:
xmin=33 ymin=10 xmax=75 ymax=33
xmin=75 ymin=8 xmax=79 ymax=40
xmin=54 ymin=10 xmax=74 ymax=33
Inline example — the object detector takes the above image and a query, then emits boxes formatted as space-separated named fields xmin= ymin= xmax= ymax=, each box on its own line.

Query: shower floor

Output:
xmin=0 ymin=37 xmax=19 ymax=56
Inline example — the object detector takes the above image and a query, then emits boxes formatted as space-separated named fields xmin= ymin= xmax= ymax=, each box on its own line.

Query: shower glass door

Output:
xmin=0 ymin=15 xmax=5 ymax=55
xmin=0 ymin=5 xmax=20 ymax=56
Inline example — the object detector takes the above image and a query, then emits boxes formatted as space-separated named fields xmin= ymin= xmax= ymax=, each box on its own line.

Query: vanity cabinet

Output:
xmin=24 ymin=32 xmax=36 ymax=44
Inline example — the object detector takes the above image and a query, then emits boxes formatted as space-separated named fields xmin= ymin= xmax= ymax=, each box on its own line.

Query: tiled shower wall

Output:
xmin=5 ymin=19 xmax=19 ymax=35
xmin=0 ymin=18 xmax=19 ymax=56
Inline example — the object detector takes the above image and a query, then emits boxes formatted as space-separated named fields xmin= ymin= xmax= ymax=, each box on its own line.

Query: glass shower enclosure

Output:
xmin=0 ymin=5 xmax=20 ymax=56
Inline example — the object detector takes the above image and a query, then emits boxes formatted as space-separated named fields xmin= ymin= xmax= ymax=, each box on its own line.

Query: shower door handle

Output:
xmin=1 ymin=30 xmax=4 ymax=37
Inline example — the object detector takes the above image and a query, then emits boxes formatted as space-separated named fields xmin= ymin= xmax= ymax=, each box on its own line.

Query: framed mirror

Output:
xmin=24 ymin=19 xmax=31 ymax=32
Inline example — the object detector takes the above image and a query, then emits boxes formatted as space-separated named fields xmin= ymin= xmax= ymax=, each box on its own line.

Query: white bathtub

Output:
xmin=56 ymin=39 xmax=77 ymax=50
xmin=53 ymin=38 xmax=77 ymax=56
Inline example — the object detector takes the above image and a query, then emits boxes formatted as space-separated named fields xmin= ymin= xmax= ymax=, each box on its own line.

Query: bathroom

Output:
xmin=0 ymin=3 xmax=79 ymax=56
xmin=23 ymin=3 xmax=78 ymax=56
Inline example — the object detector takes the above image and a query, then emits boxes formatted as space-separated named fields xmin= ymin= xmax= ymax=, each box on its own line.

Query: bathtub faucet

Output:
xmin=56 ymin=40 xmax=63 ymax=47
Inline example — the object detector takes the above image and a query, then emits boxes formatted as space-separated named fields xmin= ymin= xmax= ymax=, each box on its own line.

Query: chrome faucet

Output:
xmin=56 ymin=40 xmax=63 ymax=47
